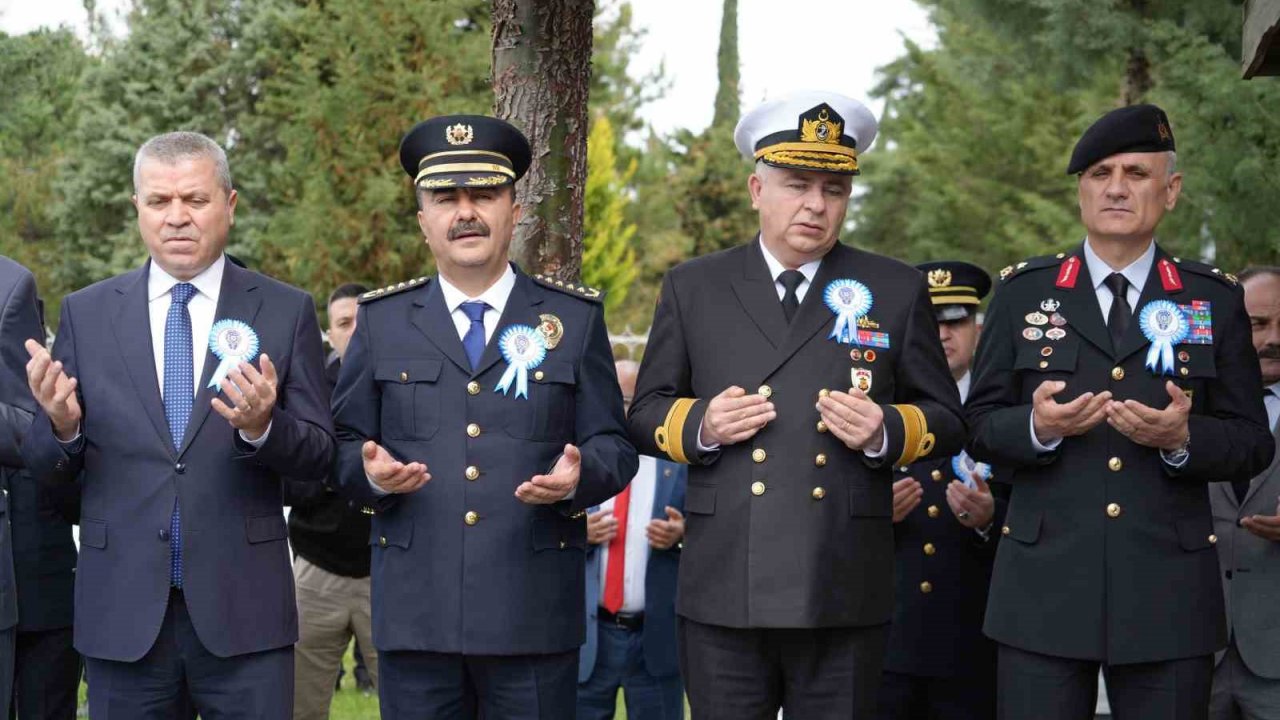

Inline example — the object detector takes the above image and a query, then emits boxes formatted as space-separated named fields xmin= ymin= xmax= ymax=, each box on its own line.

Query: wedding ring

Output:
xmin=957 ymin=511 xmax=971 ymax=520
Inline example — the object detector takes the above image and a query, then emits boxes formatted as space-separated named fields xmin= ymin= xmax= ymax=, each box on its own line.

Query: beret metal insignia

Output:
xmin=446 ymin=123 xmax=474 ymax=146
xmin=927 ymin=269 xmax=952 ymax=288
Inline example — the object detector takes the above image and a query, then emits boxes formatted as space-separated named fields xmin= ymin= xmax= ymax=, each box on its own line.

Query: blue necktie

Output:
xmin=460 ymin=301 xmax=489 ymax=371
xmin=164 ymin=282 xmax=196 ymax=588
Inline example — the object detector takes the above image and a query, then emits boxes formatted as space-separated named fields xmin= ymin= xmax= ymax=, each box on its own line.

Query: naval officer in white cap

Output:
xmin=627 ymin=91 xmax=966 ymax=719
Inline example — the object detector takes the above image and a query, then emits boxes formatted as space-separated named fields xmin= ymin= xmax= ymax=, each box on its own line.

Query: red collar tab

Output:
xmin=1055 ymin=257 xmax=1081 ymax=289
xmin=1158 ymin=259 xmax=1183 ymax=293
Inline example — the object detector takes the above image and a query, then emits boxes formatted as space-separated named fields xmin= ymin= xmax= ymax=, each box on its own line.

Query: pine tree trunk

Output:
xmin=1122 ymin=0 xmax=1152 ymax=104
xmin=491 ymin=0 xmax=594 ymax=281
xmin=712 ymin=0 xmax=740 ymax=129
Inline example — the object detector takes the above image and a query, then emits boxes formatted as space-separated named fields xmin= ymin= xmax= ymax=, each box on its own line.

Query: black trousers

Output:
xmin=378 ymin=648 xmax=578 ymax=720
xmin=679 ymin=616 xmax=889 ymax=720
xmin=10 ymin=626 xmax=79 ymax=720
xmin=877 ymin=669 xmax=995 ymax=720
xmin=997 ymin=643 xmax=1213 ymax=720
xmin=85 ymin=589 xmax=293 ymax=720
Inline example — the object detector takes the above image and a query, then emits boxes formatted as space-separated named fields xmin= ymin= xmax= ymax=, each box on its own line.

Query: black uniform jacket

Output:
xmin=629 ymin=239 xmax=966 ymax=629
xmin=967 ymin=243 xmax=1274 ymax=664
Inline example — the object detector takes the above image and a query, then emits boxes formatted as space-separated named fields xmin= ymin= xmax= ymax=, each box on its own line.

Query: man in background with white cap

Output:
xmin=629 ymin=91 xmax=966 ymax=719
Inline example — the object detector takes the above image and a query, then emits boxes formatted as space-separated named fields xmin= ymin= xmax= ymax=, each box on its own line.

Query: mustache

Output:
xmin=448 ymin=220 xmax=490 ymax=240
xmin=1259 ymin=344 xmax=1280 ymax=360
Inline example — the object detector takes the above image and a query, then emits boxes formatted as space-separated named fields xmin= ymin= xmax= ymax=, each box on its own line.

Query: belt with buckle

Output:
xmin=598 ymin=607 xmax=644 ymax=631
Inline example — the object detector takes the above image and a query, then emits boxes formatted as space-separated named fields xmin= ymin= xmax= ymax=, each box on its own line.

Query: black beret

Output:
xmin=399 ymin=115 xmax=532 ymax=190
xmin=916 ymin=260 xmax=991 ymax=322
xmin=1066 ymin=104 xmax=1175 ymax=175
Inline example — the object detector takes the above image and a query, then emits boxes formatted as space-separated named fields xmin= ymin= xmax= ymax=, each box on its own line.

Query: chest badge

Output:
xmin=494 ymin=325 xmax=548 ymax=399
xmin=538 ymin=314 xmax=564 ymax=350
xmin=851 ymin=367 xmax=873 ymax=393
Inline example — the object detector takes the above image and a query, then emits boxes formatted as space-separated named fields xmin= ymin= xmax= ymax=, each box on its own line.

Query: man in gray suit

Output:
xmin=0 ymin=256 xmax=44 ymax=720
xmin=1210 ymin=265 xmax=1280 ymax=720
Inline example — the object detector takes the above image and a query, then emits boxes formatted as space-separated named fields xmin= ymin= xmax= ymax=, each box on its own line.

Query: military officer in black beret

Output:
xmin=967 ymin=104 xmax=1276 ymax=719
xmin=331 ymin=115 xmax=637 ymax=720
xmin=879 ymin=260 xmax=1003 ymax=720
xmin=628 ymin=91 xmax=966 ymax=719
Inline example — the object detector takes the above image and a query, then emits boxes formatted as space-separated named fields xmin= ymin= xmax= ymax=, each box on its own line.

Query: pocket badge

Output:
xmin=851 ymin=367 xmax=873 ymax=393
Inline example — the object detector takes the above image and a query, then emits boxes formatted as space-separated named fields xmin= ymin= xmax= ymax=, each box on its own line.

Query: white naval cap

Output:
xmin=733 ymin=91 xmax=878 ymax=175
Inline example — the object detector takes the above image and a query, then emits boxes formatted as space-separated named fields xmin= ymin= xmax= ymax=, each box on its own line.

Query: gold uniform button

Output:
xmin=465 ymin=465 xmax=480 ymax=481
xmin=534 ymin=370 xmax=545 ymax=381
xmin=1180 ymin=366 xmax=1189 ymax=377
xmin=752 ymin=448 xmax=767 ymax=463
xmin=1038 ymin=360 xmax=1049 ymax=369
xmin=1111 ymin=367 xmax=1124 ymax=381
xmin=559 ymin=540 xmax=567 ymax=550
xmin=1106 ymin=503 xmax=1122 ymax=518
xmin=758 ymin=385 xmax=773 ymax=398
xmin=467 ymin=423 xmax=481 ymax=438
xmin=1108 ymin=457 xmax=1123 ymax=472
xmin=812 ymin=487 xmax=826 ymax=500
xmin=1209 ymin=534 xmax=1218 ymax=545
xmin=751 ymin=481 xmax=766 ymax=496
xmin=927 ymin=505 xmax=940 ymax=519
xmin=920 ymin=581 xmax=933 ymax=594
xmin=818 ymin=388 xmax=831 ymax=399
xmin=923 ymin=543 xmax=936 ymax=556
xmin=815 ymin=453 xmax=827 ymax=467
xmin=1001 ymin=525 xmax=1011 ymax=536
xmin=930 ymin=469 xmax=943 ymax=482
xmin=379 ymin=536 xmax=387 ymax=547
xmin=816 ymin=420 xmax=828 ymax=433
xmin=464 ymin=511 xmax=479 ymax=526
xmin=467 ymin=381 xmax=480 ymax=395
xmin=399 ymin=371 xmax=409 ymax=382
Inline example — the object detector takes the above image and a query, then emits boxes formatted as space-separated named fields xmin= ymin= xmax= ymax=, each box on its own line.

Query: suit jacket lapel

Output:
xmin=730 ymin=240 xmax=789 ymax=350
xmin=1115 ymin=250 xmax=1179 ymax=363
xmin=762 ymin=242 xmax=847 ymax=379
xmin=1241 ymin=421 xmax=1280 ymax=509
xmin=111 ymin=264 xmax=174 ymax=453
xmin=180 ymin=262 xmax=263 ymax=458
xmin=1056 ymin=246 xmax=1112 ymax=357
xmin=472 ymin=271 xmax=544 ymax=379
xmin=410 ymin=280 xmax=472 ymax=375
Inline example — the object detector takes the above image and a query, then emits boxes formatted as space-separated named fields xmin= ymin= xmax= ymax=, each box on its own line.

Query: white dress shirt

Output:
xmin=597 ymin=455 xmax=658 ymax=614
xmin=956 ymin=370 xmax=971 ymax=405
xmin=1264 ymin=382 xmax=1280 ymax=432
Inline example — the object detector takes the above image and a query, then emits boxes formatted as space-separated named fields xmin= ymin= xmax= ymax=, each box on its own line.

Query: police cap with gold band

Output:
xmin=733 ymin=90 xmax=878 ymax=175
xmin=399 ymin=115 xmax=533 ymax=190
xmin=915 ymin=260 xmax=992 ymax=322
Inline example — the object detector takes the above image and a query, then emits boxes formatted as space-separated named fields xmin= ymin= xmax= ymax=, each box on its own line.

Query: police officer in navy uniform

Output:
xmin=628 ymin=91 xmax=966 ymax=719
xmin=967 ymin=104 xmax=1275 ymax=719
xmin=331 ymin=115 xmax=637 ymax=720
xmin=879 ymin=261 xmax=1002 ymax=720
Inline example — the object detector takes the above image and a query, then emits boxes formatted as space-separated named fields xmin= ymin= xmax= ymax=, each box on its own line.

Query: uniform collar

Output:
xmin=1082 ymin=237 xmax=1155 ymax=294
xmin=438 ymin=263 xmax=516 ymax=316
xmin=758 ymin=238 xmax=822 ymax=286
xmin=148 ymin=254 xmax=225 ymax=303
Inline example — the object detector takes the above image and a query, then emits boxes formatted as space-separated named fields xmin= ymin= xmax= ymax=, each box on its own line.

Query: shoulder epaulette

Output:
xmin=358 ymin=276 xmax=431 ymax=304
xmin=1167 ymin=256 xmax=1239 ymax=286
xmin=531 ymin=273 xmax=604 ymax=303
xmin=998 ymin=252 xmax=1063 ymax=283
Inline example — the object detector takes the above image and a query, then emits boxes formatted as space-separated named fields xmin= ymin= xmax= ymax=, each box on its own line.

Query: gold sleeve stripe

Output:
xmin=892 ymin=404 xmax=936 ymax=466
xmin=654 ymin=398 xmax=697 ymax=464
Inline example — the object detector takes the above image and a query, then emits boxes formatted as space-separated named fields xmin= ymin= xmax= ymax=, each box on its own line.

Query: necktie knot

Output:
xmin=171 ymin=282 xmax=196 ymax=306
xmin=460 ymin=301 xmax=488 ymax=323
xmin=1103 ymin=272 xmax=1128 ymax=300
xmin=778 ymin=270 xmax=805 ymax=294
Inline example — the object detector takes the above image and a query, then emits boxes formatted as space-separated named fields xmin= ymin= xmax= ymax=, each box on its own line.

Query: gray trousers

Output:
xmin=1210 ymin=639 xmax=1280 ymax=720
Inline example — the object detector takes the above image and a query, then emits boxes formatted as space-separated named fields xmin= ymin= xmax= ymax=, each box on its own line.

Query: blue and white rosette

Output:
xmin=952 ymin=452 xmax=992 ymax=490
xmin=1138 ymin=300 xmax=1189 ymax=375
xmin=494 ymin=325 xmax=548 ymax=399
xmin=824 ymin=279 xmax=873 ymax=345
xmin=207 ymin=319 xmax=261 ymax=388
